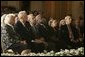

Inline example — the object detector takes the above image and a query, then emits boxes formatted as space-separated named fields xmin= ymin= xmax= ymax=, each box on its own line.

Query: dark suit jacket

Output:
xmin=36 ymin=24 xmax=48 ymax=38
xmin=14 ymin=21 xmax=34 ymax=42
xmin=59 ymin=24 xmax=79 ymax=48
xmin=60 ymin=25 xmax=79 ymax=40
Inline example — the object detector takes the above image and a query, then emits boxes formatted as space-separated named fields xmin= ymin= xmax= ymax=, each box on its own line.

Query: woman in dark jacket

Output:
xmin=59 ymin=16 xmax=80 ymax=49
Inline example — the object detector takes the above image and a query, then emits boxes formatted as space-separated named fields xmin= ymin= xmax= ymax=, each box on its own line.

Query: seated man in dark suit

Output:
xmin=27 ymin=11 xmax=49 ymax=53
xmin=14 ymin=11 xmax=34 ymax=50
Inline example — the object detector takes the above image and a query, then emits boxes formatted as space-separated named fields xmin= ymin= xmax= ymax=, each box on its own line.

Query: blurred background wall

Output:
xmin=1 ymin=1 xmax=84 ymax=20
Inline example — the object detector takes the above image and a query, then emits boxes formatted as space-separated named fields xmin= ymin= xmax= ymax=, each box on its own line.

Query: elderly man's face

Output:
xmin=65 ymin=16 xmax=72 ymax=25
xmin=18 ymin=11 xmax=28 ymax=22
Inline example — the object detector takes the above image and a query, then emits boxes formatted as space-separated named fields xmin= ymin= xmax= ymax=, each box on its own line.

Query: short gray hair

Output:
xmin=18 ymin=11 xmax=27 ymax=19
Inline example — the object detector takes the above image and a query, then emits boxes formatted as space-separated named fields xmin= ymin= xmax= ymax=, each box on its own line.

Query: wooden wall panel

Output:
xmin=1 ymin=1 xmax=84 ymax=20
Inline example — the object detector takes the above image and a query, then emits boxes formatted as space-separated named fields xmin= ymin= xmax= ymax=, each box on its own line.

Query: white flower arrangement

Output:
xmin=1 ymin=47 xmax=84 ymax=56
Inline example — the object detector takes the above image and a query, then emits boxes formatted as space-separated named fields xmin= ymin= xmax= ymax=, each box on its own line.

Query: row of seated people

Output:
xmin=1 ymin=10 xmax=84 ymax=54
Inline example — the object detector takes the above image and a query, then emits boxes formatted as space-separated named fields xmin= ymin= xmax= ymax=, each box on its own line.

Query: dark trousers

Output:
xmin=9 ymin=42 xmax=28 ymax=54
xmin=31 ymin=42 xmax=45 ymax=53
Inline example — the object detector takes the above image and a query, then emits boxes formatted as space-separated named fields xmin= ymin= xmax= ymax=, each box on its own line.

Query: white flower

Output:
xmin=43 ymin=50 xmax=47 ymax=54
xmin=75 ymin=50 xmax=80 ymax=55
xmin=81 ymin=52 xmax=84 ymax=55
xmin=1 ymin=47 xmax=84 ymax=56
xmin=45 ymin=52 xmax=51 ymax=56
xmin=50 ymin=50 xmax=54 ymax=54
xmin=55 ymin=52 xmax=61 ymax=56
xmin=14 ymin=54 xmax=20 ymax=56
xmin=77 ymin=47 xmax=84 ymax=52
xmin=55 ymin=52 xmax=59 ymax=56
xmin=36 ymin=53 xmax=41 ymax=56
xmin=22 ymin=54 xmax=28 ymax=56
xmin=30 ymin=53 xmax=36 ymax=56
xmin=7 ymin=49 xmax=14 ymax=53
xmin=70 ymin=49 xmax=75 ymax=54
xmin=40 ymin=53 xmax=45 ymax=56
xmin=50 ymin=54 xmax=54 ymax=56
xmin=64 ymin=49 xmax=70 ymax=54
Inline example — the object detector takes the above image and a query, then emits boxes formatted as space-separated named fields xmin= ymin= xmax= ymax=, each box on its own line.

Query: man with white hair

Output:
xmin=14 ymin=11 xmax=34 ymax=50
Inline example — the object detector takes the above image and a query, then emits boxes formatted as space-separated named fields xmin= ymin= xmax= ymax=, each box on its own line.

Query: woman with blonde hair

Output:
xmin=1 ymin=14 xmax=17 ymax=53
xmin=1 ymin=13 xmax=28 ymax=54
